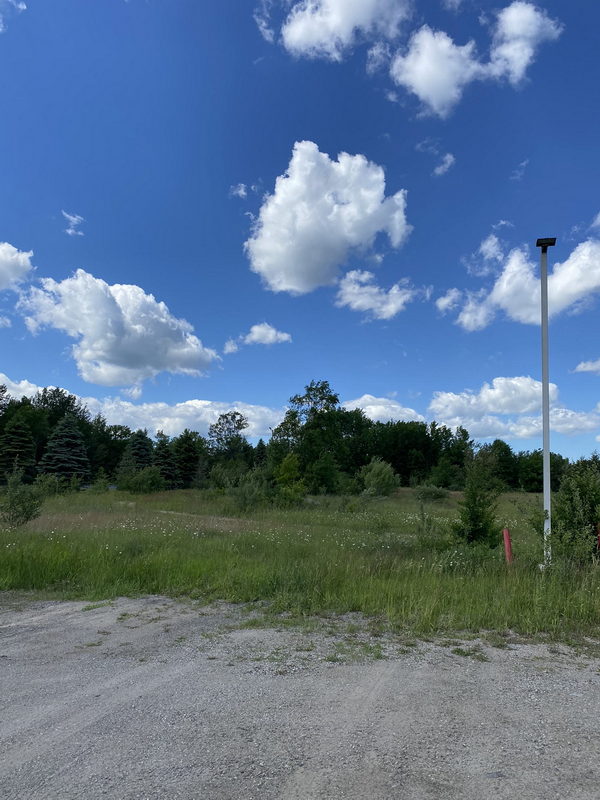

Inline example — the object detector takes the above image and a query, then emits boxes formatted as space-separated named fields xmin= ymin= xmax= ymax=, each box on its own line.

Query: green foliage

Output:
xmin=0 ymin=467 xmax=42 ymax=528
xmin=553 ymin=459 xmax=600 ymax=560
xmin=359 ymin=457 xmax=399 ymax=497
xmin=34 ymin=472 xmax=68 ymax=497
xmin=305 ymin=452 xmax=340 ymax=495
xmin=171 ymin=429 xmax=207 ymax=488
xmin=38 ymin=414 xmax=90 ymax=483
xmin=232 ymin=467 xmax=274 ymax=511
xmin=413 ymin=484 xmax=449 ymax=504
xmin=453 ymin=459 xmax=500 ymax=546
xmin=0 ymin=415 xmax=37 ymax=483
xmin=208 ymin=460 xmax=248 ymax=489
xmin=88 ymin=468 xmax=110 ymax=494
xmin=274 ymin=453 xmax=306 ymax=507
xmin=125 ymin=466 xmax=166 ymax=494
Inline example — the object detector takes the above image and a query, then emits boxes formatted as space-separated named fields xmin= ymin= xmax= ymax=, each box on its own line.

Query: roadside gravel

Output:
xmin=1 ymin=594 xmax=599 ymax=799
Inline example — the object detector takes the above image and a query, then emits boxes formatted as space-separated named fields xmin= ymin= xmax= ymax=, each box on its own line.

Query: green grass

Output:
xmin=1 ymin=487 xmax=599 ymax=641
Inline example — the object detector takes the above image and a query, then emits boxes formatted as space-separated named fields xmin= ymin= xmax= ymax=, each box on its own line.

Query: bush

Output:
xmin=359 ymin=457 xmax=399 ymax=497
xmin=453 ymin=462 xmax=500 ymax=546
xmin=414 ymin=484 xmax=449 ymax=504
xmin=34 ymin=472 xmax=68 ymax=497
xmin=232 ymin=468 xmax=274 ymax=511
xmin=125 ymin=466 xmax=166 ymax=494
xmin=0 ymin=468 xmax=43 ymax=529
xmin=553 ymin=460 xmax=600 ymax=560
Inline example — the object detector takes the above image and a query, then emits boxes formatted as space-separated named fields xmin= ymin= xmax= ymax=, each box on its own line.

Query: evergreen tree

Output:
xmin=128 ymin=430 xmax=153 ymax=470
xmin=153 ymin=431 xmax=178 ymax=488
xmin=0 ymin=415 xmax=37 ymax=483
xmin=38 ymin=414 xmax=90 ymax=482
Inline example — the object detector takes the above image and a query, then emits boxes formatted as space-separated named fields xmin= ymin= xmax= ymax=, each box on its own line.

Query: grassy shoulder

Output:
xmin=1 ymin=487 xmax=599 ymax=641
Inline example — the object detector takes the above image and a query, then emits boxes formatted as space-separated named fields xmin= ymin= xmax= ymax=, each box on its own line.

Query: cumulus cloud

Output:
xmin=223 ymin=322 xmax=292 ymax=354
xmin=479 ymin=233 xmax=504 ymax=263
xmin=280 ymin=0 xmax=411 ymax=61
xmin=243 ymin=322 xmax=292 ymax=345
xmin=432 ymin=153 xmax=456 ymax=176
xmin=254 ymin=0 xmax=275 ymax=43
xmin=390 ymin=26 xmax=482 ymax=117
xmin=0 ymin=0 xmax=26 ymax=33
xmin=455 ymin=239 xmax=600 ymax=330
xmin=435 ymin=287 xmax=462 ymax=314
xmin=0 ymin=315 xmax=11 ymax=328
xmin=245 ymin=141 xmax=411 ymax=294
xmin=343 ymin=394 xmax=425 ymax=423
xmin=590 ymin=212 xmax=600 ymax=230
xmin=0 ymin=242 xmax=34 ymax=291
xmin=428 ymin=376 xmax=599 ymax=439
xmin=390 ymin=2 xmax=562 ymax=117
xmin=488 ymin=1 xmax=562 ymax=85
xmin=336 ymin=269 xmax=415 ymax=319
xmin=0 ymin=371 xmax=42 ymax=399
xmin=19 ymin=269 xmax=218 ymax=388
xmin=574 ymin=359 xmax=600 ymax=376
xmin=62 ymin=210 xmax=85 ymax=237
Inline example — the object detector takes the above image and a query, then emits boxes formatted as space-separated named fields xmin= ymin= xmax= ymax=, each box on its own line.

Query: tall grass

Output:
xmin=1 ymin=488 xmax=599 ymax=638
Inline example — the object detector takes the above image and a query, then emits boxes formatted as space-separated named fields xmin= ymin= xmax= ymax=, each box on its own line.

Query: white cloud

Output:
xmin=390 ymin=3 xmax=562 ymax=117
xmin=366 ymin=41 xmax=392 ymax=74
xmin=224 ymin=338 xmax=239 ymax=355
xmin=0 ymin=242 xmax=34 ymax=291
xmin=62 ymin=210 xmax=85 ymax=237
xmin=229 ymin=183 xmax=247 ymax=199
xmin=243 ymin=322 xmax=292 ymax=345
xmin=442 ymin=0 xmax=463 ymax=10
xmin=0 ymin=0 xmax=26 ymax=33
xmin=590 ymin=212 xmax=600 ymax=230
xmin=488 ymin=1 xmax=563 ymax=85
xmin=509 ymin=158 xmax=529 ymax=181
xmin=254 ymin=0 xmax=275 ymax=43
xmin=429 ymin=376 xmax=558 ymax=418
xmin=245 ymin=140 xmax=411 ymax=294
xmin=0 ymin=315 xmax=11 ymax=328
xmin=281 ymin=0 xmax=411 ymax=61
xmin=455 ymin=239 xmax=600 ymax=330
xmin=574 ymin=359 xmax=600 ymax=376
xmin=0 ymin=371 xmax=42 ymax=399
xmin=435 ymin=287 xmax=462 ymax=314
xmin=390 ymin=26 xmax=482 ymax=117
xmin=432 ymin=152 xmax=456 ymax=176
xmin=479 ymin=233 xmax=504 ymax=263
xmin=19 ymin=269 xmax=219 ymax=388
xmin=428 ymin=375 xmax=599 ymax=439
xmin=336 ymin=269 xmax=415 ymax=319
xmin=343 ymin=394 xmax=425 ymax=423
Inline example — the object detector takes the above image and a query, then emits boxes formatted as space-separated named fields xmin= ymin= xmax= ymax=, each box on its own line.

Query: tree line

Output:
xmin=0 ymin=380 xmax=570 ymax=495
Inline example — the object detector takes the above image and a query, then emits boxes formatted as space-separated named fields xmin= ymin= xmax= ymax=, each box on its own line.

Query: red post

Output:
xmin=503 ymin=528 xmax=513 ymax=564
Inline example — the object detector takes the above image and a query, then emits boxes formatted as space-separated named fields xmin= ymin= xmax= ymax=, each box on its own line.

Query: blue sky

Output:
xmin=1 ymin=0 xmax=599 ymax=458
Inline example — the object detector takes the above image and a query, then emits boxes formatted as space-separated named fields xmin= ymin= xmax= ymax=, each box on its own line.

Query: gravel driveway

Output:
xmin=1 ymin=595 xmax=599 ymax=799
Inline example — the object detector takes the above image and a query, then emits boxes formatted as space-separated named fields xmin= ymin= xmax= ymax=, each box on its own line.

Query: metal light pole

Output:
xmin=536 ymin=237 xmax=556 ymax=568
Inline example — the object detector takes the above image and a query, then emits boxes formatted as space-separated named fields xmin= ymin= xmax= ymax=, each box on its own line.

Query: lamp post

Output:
xmin=536 ymin=237 xmax=556 ymax=568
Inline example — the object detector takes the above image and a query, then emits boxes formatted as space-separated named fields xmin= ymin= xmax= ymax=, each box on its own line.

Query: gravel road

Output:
xmin=1 ymin=595 xmax=599 ymax=799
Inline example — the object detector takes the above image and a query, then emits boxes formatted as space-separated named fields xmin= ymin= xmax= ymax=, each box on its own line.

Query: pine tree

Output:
xmin=38 ymin=414 xmax=90 ymax=482
xmin=153 ymin=431 xmax=177 ymax=488
xmin=128 ymin=430 xmax=153 ymax=470
xmin=0 ymin=416 xmax=37 ymax=483
xmin=172 ymin=429 xmax=205 ymax=488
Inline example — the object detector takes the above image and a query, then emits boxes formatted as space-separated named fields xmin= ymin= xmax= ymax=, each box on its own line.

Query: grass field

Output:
xmin=1 ymin=487 xmax=599 ymax=640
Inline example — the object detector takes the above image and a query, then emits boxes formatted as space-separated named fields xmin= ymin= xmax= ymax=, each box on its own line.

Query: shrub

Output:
xmin=359 ymin=457 xmax=399 ymax=497
xmin=34 ymin=472 xmax=68 ymax=497
xmin=414 ymin=484 xmax=449 ymax=504
xmin=453 ymin=462 xmax=500 ymax=547
xmin=232 ymin=468 xmax=274 ymax=511
xmin=553 ymin=460 xmax=600 ymax=560
xmin=125 ymin=466 xmax=166 ymax=494
xmin=0 ymin=467 xmax=43 ymax=528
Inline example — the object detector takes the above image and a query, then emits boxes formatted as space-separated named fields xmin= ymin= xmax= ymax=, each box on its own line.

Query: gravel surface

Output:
xmin=1 ymin=594 xmax=599 ymax=799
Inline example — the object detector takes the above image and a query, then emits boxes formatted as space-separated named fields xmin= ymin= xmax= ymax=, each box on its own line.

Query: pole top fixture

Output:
xmin=536 ymin=237 xmax=557 ymax=251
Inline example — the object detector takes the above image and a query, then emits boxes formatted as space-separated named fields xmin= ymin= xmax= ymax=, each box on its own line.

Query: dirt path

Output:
xmin=1 ymin=596 xmax=599 ymax=799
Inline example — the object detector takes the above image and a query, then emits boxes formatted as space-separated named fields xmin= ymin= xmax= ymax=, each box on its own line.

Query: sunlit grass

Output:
xmin=1 ymin=487 xmax=599 ymax=640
